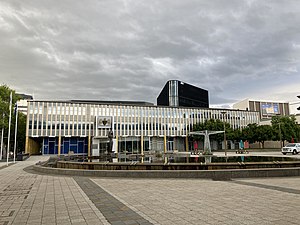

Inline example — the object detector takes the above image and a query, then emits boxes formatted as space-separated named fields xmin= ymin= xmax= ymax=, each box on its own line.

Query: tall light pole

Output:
xmin=13 ymin=103 xmax=18 ymax=163
xmin=6 ymin=92 xmax=12 ymax=166
xmin=221 ymin=111 xmax=227 ymax=158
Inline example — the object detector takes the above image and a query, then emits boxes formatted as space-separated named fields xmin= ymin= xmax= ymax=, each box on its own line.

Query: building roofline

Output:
xmin=69 ymin=100 xmax=154 ymax=106
xmin=28 ymin=100 xmax=259 ymax=113
xmin=236 ymin=98 xmax=289 ymax=104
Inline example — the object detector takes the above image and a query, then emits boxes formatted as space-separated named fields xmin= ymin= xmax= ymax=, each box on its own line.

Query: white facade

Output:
xmin=17 ymin=99 xmax=30 ymax=115
xmin=233 ymin=99 xmax=250 ymax=111
xmin=26 ymin=101 xmax=260 ymax=159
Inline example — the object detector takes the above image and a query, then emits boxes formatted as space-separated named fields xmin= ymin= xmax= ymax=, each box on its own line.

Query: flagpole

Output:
xmin=13 ymin=103 xmax=18 ymax=163
xmin=0 ymin=113 xmax=4 ymax=160
xmin=6 ymin=92 xmax=12 ymax=166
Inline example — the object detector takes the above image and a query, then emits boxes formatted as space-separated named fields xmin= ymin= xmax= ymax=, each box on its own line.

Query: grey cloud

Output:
xmin=0 ymin=0 xmax=300 ymax=106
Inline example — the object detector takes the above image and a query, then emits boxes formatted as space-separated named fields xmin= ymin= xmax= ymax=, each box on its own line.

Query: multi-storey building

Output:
xmin=25 ymin=100 xmax=259 ymax=161
xmin=233 ymin=99 xmax=290 ymax=120
xmin=16 ymin=93 xmax=33 ymax=115
xmin=157 ymin=80 xmax=209 ymax=108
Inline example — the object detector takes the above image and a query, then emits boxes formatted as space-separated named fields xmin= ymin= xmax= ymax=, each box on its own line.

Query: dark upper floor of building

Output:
xmin=157 ymin=80 xmax=209 ymax=108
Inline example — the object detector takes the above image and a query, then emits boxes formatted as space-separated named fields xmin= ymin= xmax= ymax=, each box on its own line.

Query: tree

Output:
xmin=0 ymin=84 xmax=26 ymax=153
xmin=256 ymin=125 xmax=273 ymax=148
xmin=271 ymin=116 xmax=300 ymax=145
xmin=193 ymin=119 xmax=230 ymax=142
xmin=242 ymin=123 xmax=258 ymax=143
xmin=228 ymin=128 xmax=242 ymax=142
xmin=193 ymin=118 xmax=244 ymax=145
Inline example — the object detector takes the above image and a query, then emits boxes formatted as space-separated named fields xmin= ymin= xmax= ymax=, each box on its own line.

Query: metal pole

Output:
xmin=224 ymin=121 xmax=227 ymax=157
xmin=0 ymin=113 xmax=4 ymax=160
xmin=13 ymin=103 xmax=18 ymax=163
xmin=221 ymin=111 xmax=227 ymax=158
xmin=7 ymin=92 xmax=12 ymax=166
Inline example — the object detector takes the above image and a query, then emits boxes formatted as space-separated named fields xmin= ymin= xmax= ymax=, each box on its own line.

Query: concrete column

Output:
xmin=88 ymin=134 xmax=91 ymax=160
xmin=25 ymin=136 xmax=29 ymax=154
xmin=25 ymin=101 xmax=30 ymax=154
xmin=186 ymin=136 xmax=189 ymax=163
xmin=164 ymin=135 xmax=167 ymax=163
xmin=58 ymin=135 xmax=61 ymax=156
xmin=141 ymin=135 xmax=144 ymax=163
xmin=115 ymin=135 xmax=118 ymax=162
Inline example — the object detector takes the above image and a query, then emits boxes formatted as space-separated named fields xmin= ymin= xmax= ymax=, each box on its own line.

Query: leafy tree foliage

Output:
xmin=271 ymin=115 xmax=300 ymax=145
xmin=241 ymin=123 xmax=257 ymax=143
xmin=193 ymin=115 xmax=300 ymax=149
xmin=255 ymin=125 xmax=273 ymax=148
xmin=193 ymin=119 xmax=230 ymax=142
xmin=0 ymin=85 xmax=19 ymax=130
xmin=0 ymin=85 xmax=26 ymax=153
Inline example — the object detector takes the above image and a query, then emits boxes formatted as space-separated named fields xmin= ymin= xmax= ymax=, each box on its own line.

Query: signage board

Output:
xmin=96 ymin=116 xmax=112 ymax=129
xmin=261 ymin=103 xmax=279 ymax=115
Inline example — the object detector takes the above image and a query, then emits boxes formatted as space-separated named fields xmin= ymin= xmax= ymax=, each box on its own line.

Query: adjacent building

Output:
xmin=17 ymin=93 xmax=33 ymax=115
xmin=233 ymin=99 xmax=290 ymax=120
xmin=25 ymin=100 xmax=259 ymax=161
xmin=157 ymin=80 xmax=209 ymax=108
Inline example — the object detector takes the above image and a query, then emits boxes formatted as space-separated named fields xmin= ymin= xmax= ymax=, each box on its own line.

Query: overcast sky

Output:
xmin=0 ymin=0 xmax=300 ymax=109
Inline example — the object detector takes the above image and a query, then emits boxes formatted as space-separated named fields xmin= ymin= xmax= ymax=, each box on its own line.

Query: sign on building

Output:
xmin=96 ymin=116 xmax=112 ymax=129
xmin=261 ymin=103 xmax=279 ymax=115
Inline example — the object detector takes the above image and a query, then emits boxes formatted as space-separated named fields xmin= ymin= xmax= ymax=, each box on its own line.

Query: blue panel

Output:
xmin=49 ymin=142 xmax=55 ymax=154
xmin=84 ymin=144 xmax=88 ymax=154
xmin=44 ymin=138 xmax=48 ymax=145
xmin=43 ymin=146 xmax=48 ymax=154
xmin=70 ymin=145 xmax=78 ymax=153
xmin=63 ymin=142 xmax=69 ymax=154
xmin=70 ymin=138 xmax=77 ymax=144
xmin=54 ymin=145 xmax=58 ymax=154
xmin=78 ymin=141 xmax=84 ymax=153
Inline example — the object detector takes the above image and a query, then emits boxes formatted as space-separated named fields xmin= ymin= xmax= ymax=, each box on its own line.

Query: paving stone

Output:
xmin=0 ymin=156 xmax=108 ymax=225
xmin=3 ymin=155 xmax=300 ymax=224
xmin=74 ymin=177 xmax=153 ymax=225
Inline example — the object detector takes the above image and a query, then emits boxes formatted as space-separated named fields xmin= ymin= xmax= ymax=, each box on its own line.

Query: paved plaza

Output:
xmin=1 ymin=155 xmax=300 ymax=224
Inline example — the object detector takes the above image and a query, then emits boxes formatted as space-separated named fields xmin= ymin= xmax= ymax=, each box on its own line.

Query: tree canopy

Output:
xmin=193 ymin=115 xmax=300 ymax=148
xmin=271 ymin=115 xmax=300 ymax=144
xmin=192 ymin=119 xmax=242 ymax=142
xmin=0 ymin=84 xmax=27 ymax=152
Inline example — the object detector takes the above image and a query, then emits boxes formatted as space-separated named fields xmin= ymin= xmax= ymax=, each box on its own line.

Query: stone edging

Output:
xmin=32 ymin=164 xmax=300 ymax=180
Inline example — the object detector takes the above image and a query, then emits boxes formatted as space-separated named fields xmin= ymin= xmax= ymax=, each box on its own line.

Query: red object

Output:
xmin=244 ymin=141 xmax=249 ymax=149
xmin=194 ymin=141 xmax=198 ymax=150
xmin=291 ymin=137 xmax=294 ymax=143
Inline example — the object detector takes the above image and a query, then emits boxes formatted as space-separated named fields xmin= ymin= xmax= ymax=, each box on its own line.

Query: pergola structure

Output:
xmin=189 ymin=130 xmax=224 ymax=155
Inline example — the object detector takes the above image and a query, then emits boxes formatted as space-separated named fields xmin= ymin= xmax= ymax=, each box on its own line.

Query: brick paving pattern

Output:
xmin=74 ymin=177 xmax=152 ymax=225
xmin=0 ymin=157 xmax=108 ymax=225
xmin=0 ymin=155 xmax=300 ymax=224
xmin=93 ymin=178 xmax=300 ymax=225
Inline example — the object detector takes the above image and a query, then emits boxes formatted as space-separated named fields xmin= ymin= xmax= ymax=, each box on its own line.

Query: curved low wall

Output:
xmin=56 ymin=160 xmax=300 ymax=170
xmin=32 ymin=164 xmax=300 ymax=180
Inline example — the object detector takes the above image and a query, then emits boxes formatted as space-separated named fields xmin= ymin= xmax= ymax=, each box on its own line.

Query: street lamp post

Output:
xmin=221 ymin=111 xmax=227 ymax=158
xmin=6 ymin=92 xmax=12 ymax=166
xmin=13 ymin=103 xmax=18 ymax=163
